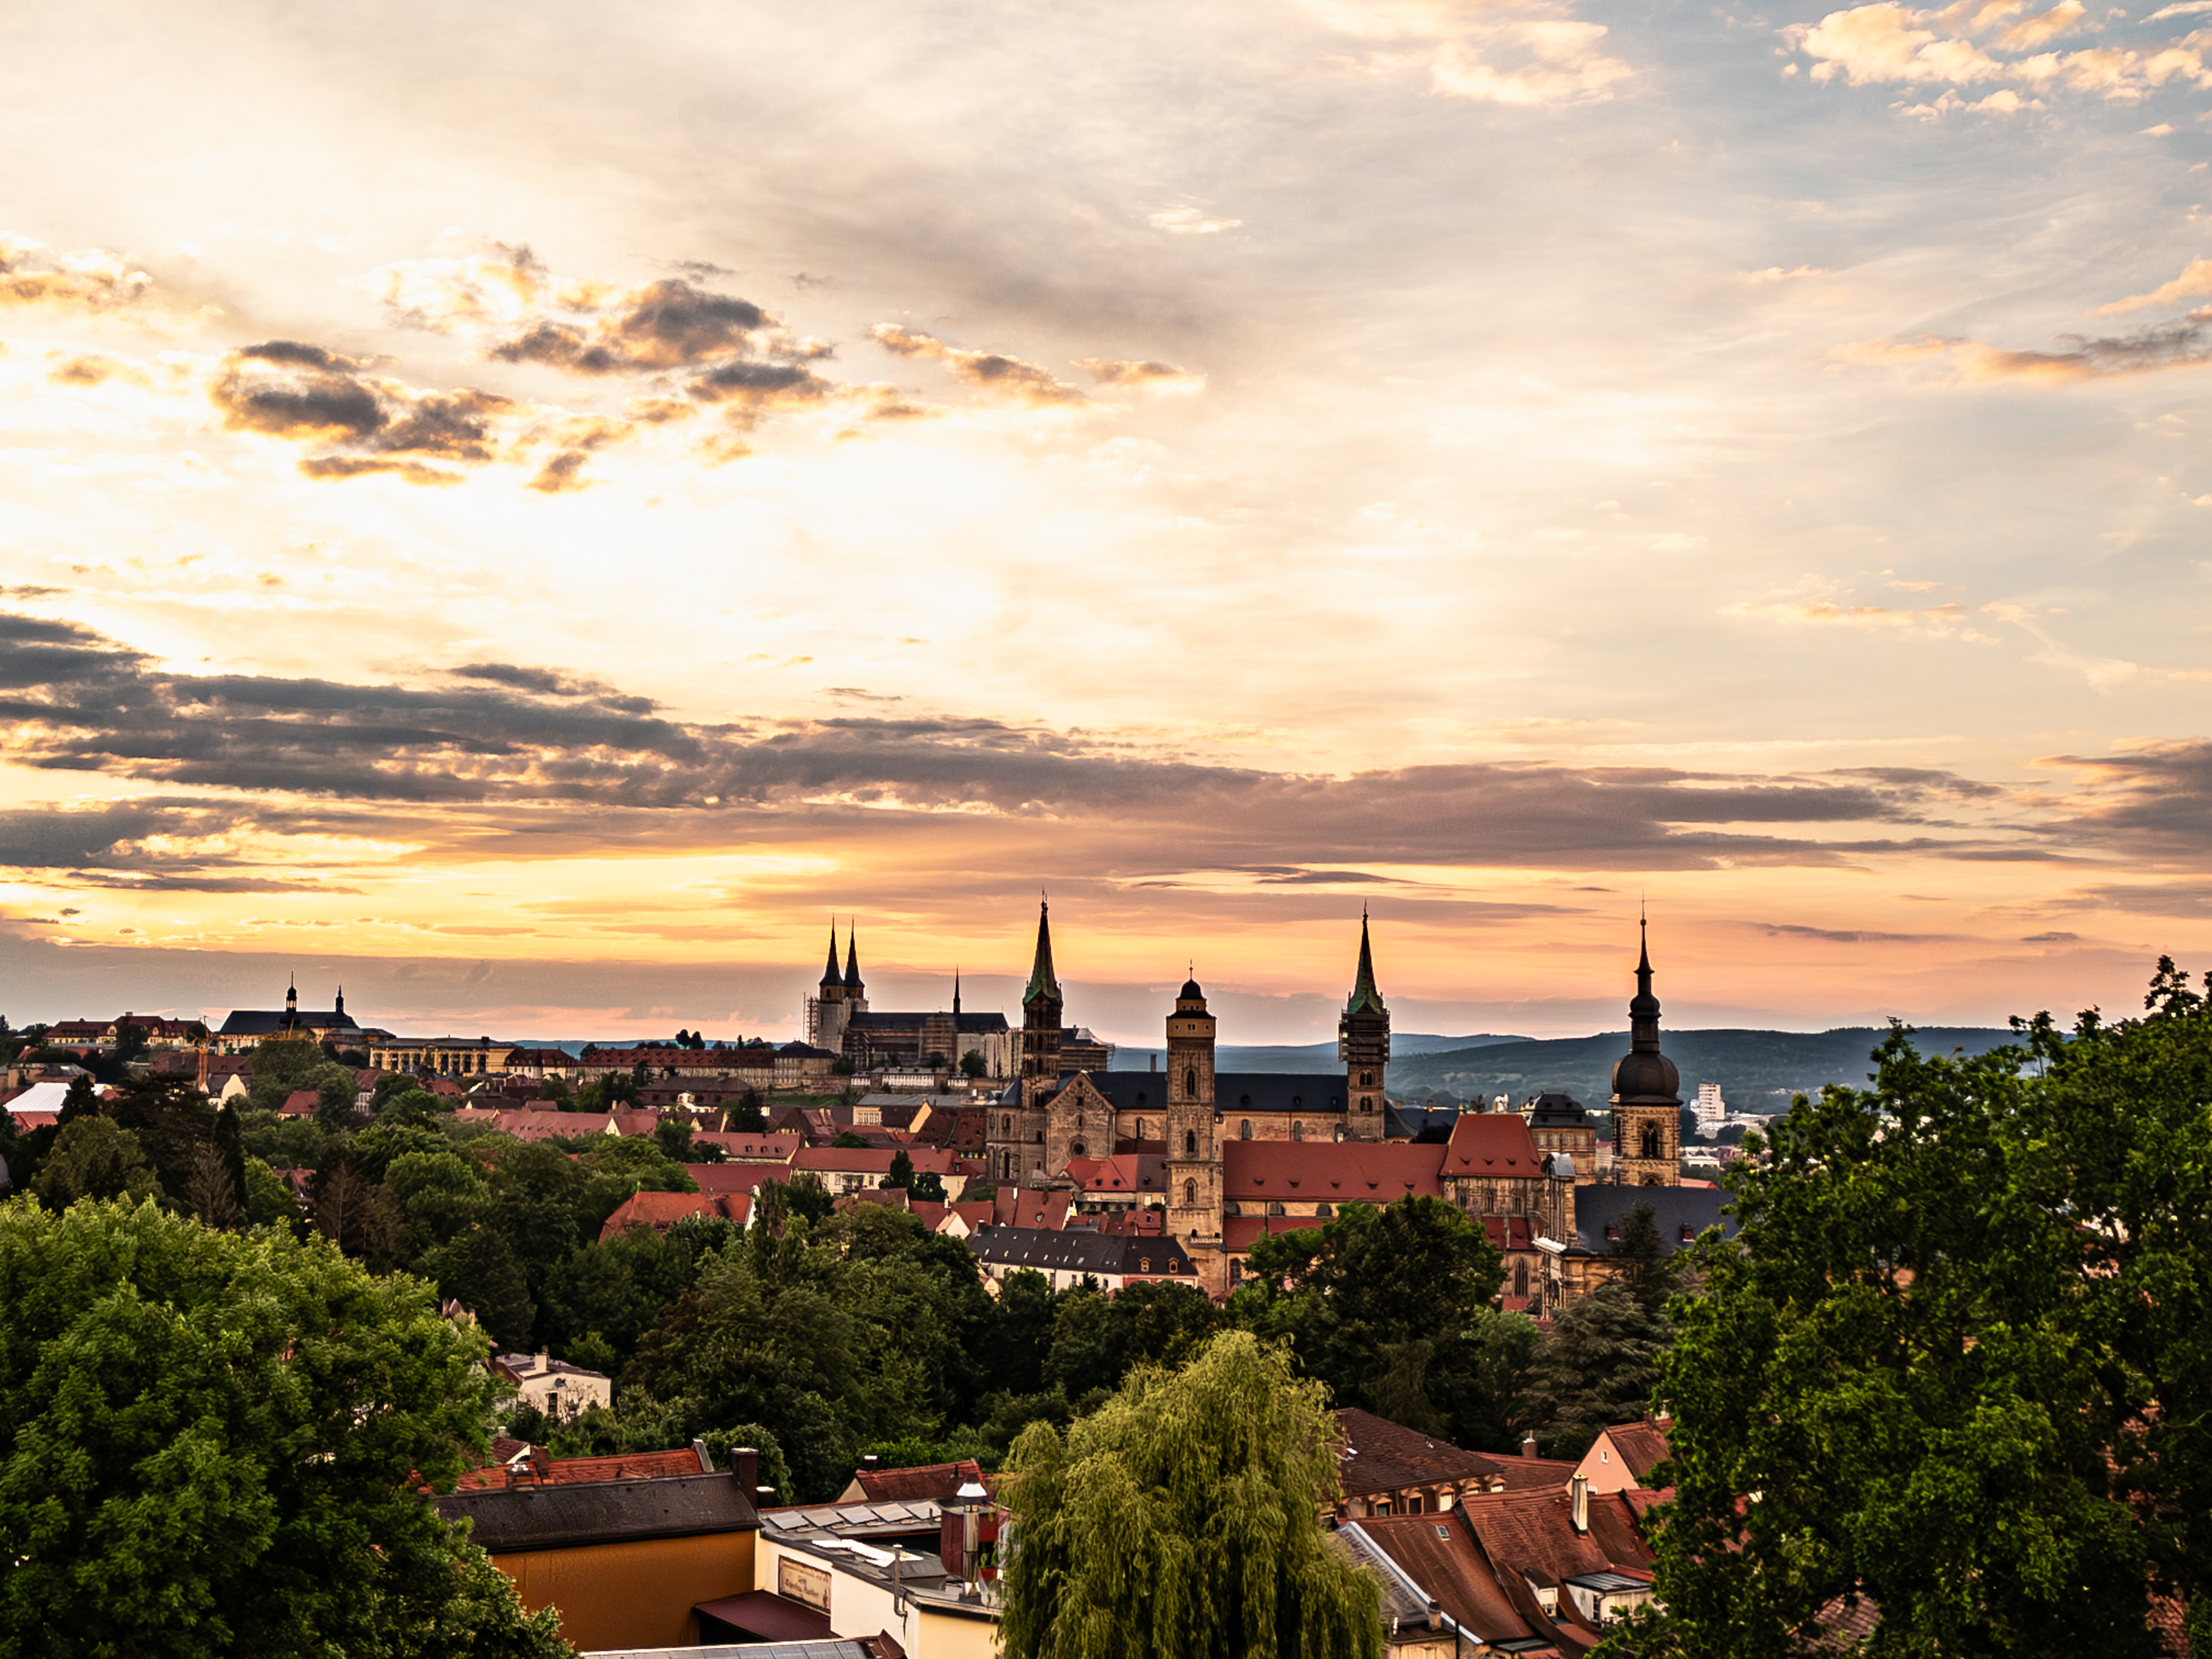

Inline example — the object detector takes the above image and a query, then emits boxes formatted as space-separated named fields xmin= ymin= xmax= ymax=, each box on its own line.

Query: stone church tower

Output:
xmin=1609 ymin=919 xmax=1682 ymax=1187
xmin=986 ymin=901 xmax=1063 ymax=1188
xmin=1338 ymin=912 xmax=1391 ymax=1142
xmin=1164 ymin=975 xmax=1220 ymax=1243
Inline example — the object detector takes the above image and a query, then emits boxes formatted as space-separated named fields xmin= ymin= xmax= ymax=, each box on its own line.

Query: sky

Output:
xmin=5 ymin=0 xmax=2212 ymax=1046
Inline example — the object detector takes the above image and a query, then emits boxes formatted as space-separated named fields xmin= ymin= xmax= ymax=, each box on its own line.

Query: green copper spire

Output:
xmin=1024 ymin=899 xmax=1060 ymax=1005
xmin=1345 ymin=910 xmax=1386 ymax=1018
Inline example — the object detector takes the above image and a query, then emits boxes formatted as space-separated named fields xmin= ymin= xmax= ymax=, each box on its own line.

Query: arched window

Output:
xmin=1002 ymin=1115 xmax=1012 ymax=1135
xmin=1317 ymin=1203 xmax=1333 ymax=1218
xmin=1136 ymin=1119 xmax=1146 ymax=1141
xmin=1139 ymin=1258 xmax=1150 ymax=1273
xmin=1184 ymin=1130 xmax=1197 ymax=1156
xmin=1184 ymin=1067 xmax=1197 ymax=1097
xmin=1514 ymin=1259 xmax=1529 ymax=1296
xmin=1240 ymin=1119 xmax=1252 ymax=1139
xmin=1640 ymin=1126 xmax=1662 ymax=1161
xmin=1361 ymin=1070 xmax=1373 ymax=1086
xmin=1183 ymin=1178 xmax=1197 ymax=1205
xmin=1291 ymin=1122 xmax=1304 ymax=1142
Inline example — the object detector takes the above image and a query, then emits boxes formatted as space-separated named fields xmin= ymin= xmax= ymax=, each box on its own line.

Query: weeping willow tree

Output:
xmin=998 ymin=1329 xmax=1383 ymax=1659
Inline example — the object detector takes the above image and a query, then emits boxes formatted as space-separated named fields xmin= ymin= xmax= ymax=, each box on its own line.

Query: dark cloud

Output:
xmin=2036 ymin=740 xmax=2212 ymax=862
xmin=2021 ymin=931 xmax=2081 ymax=943
xmin=0 ymin=795 xmax=362 ymax=893
xmin=0 ymin=611 xmax=2076 ymax=876
xmin=209 ymin=344 xmax=515 ymax=485
xmin=2051 ymin=881 xmax=2212 ymax=918
xmin=490 ymin=279 xmax=780 ymax=374
xmin=449 ymin=663 xmax=658 ymax=711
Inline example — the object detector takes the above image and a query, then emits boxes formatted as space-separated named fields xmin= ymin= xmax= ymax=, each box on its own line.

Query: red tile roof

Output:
xmin=1455 ymin=1485 xmax=1654 ymax=1592
xmin=1336 ymin=1408 xmax=1504 ymax=1498
xmin=1598 ymin=1420 xmax=1672 ymax=1484
xmin=599 ymin=1190 xmax=750 ymax=1239
xmin=279 ymin=1089 xmax=320 ymax=1118
xmin=792 ymin=1144 xmax=962 ymax=1175
xmin=849 ymin=1458 xmax=989 ymax=1503
xmin=1481 ymin=1216 xmax=1538 ymax=1252
xmin=1221 ymin=1139 xmax=1442 ymax=1204
xmin=687 ymin=1161 xmax=790 ymax=1194
xmin=1442 ymin=1111 xmax=1543 ymax=1177
xmin=453 ymin=1445 xmax=706 ymax=1491
xmin=1349 ymin=1513 xmax=1539 ymax=1644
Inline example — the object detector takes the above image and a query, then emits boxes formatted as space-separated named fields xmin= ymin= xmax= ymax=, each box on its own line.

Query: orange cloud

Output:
xmin=870 ymin=324 xmax=1088 ymax=405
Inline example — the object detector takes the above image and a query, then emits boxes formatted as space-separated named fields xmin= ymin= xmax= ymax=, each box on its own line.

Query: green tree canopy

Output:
xmin=0 ymin=1198 xmax=568 ymax=1657
xmin=32 ymin=1116 xmax=160 ymax=1209
xmin=1632 ymin=967 xmax=2212 ymax=1659
xmin=1237 ymin=1194 xmax=1503 ymax=1438
xmin=1000 ymin=1328 xmax=1381 ymax=1659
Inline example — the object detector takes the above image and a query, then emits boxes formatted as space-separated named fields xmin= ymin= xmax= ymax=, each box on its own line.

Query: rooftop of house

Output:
xmin=1338 ymin=1515 xmax=1537 ymax=1646
xmin=1571 ymin=1186 xmax=1736 ymax=1256
xmin=433 ymin=1469 xmax=759 ymax=1553
xmin=599 ymin=1190 xmax=750 ymax=1240
xmin=1595 ymin=1420 xmax=1672 ymax=1482
xmin=495 ymin=1351 xmax=613 ymax=1384
xmin=687 ymin=1161 xmax=792 ymax=1194
xmin=1455 ymin=1483 xmax=1654 ymax=1592
xmin=453 ymin=1444 xmax=708 ymax=1492
xmin=1063 ymin=1152 xmax=1166 ymax=1197
xmin=966 ymin=1224 xmax=1197 ymax=1279
xmin=1335 ymin=1409 xmax=1510 ymax=1498
xmin=840 ymin=1458 xmax=989 ymax=1504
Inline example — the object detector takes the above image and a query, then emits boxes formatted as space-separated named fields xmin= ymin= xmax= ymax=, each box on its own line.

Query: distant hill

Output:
xmin=1386 ymin=1026 xmax=2021 ymax=1113
xmin=1109 ymin=1034 xmax=1527 ymax=1072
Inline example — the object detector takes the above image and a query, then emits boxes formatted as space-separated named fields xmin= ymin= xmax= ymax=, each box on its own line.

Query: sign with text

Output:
xmin=779 ymin=1558 xmax=832 ymax=1612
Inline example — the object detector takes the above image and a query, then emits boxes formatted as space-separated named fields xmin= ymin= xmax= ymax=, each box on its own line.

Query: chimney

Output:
xmin=1570 ymin=1474 xmax=1589 ymax=1534
xmin=1426 ymin=1599 xmax=1442 ymax=1633
xmin=1149 ymin=1052 xmax=1157 ymax=1073
xmin=1521 ymin=1432 xmax=1539 ymax=1458
xmin=692 ymin=1437 xmax=714 ymax=1473
xmin=733 ymin=1446 xmax=759 ymax=1494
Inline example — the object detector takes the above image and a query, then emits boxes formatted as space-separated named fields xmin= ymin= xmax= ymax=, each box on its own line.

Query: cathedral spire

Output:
xmin=1024 ymin=899 xmax=1060 ymax=1005
xmin=820 ymin=923 xmax=842 ymax=990
xmin=1345 ymin=907 xmax=1386 ymax=1018
xmin=1629 ymin=912 xmax=1661 ymax=1049
xmin=844 ymin=923 xmax=862 ymax=990
xmin=953 ymin=968 xmax=962 ymax=1019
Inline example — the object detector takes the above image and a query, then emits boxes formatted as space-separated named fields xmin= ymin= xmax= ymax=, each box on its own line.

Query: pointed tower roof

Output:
xmin=819 ymin=924 xmax=842 ymax=990
xmin=844 ymin=926 xmax=862 ymax=990
xmin=1024 ymin=900 xmax=1060 ymax=1005
xmin=1345 ymin=910 xmax=1387 ymax=1018
xmin=1611 ymin=915 xmax=1679 ymax=1101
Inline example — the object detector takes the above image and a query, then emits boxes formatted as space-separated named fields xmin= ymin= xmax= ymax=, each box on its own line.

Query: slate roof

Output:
xmin=217 ymin=1007 xmax=359 ymax=1036
xmin=1222 ymin=1140 xmax=1442 ymax=1204
xmin=1214 ymin=1071 xmax=1347 ymax=1116
xmin=966 ymin=1224 xmax=1197 ymax=1279
xmin=435 ymin=1470 xmax=760 ymax=1551
xmin=1075 ymin=1073 xmax=1176 ymax=1115
xmin=1570 ymin=1186 xmax=1735 ymax=1255
xmin=584 ymin=1641 xmax=875 ymax=1659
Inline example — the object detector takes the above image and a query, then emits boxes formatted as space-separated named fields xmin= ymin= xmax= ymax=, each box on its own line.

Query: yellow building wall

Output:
xmin=492 ymin=1531 xmax=756 ymax=1653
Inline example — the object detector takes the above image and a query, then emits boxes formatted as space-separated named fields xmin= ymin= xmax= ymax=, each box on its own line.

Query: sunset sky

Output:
xmin=5 ymin=0 xmax=2212 ymax=1045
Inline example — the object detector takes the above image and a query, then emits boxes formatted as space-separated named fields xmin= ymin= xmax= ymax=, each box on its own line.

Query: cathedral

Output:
xmin=984 ymin=901 xmax=1699 ymax=1299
